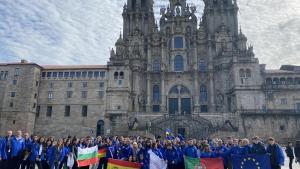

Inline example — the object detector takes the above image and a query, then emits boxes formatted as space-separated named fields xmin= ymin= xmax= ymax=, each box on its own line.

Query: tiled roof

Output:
xmin=41 ymin=65 xmax=107 ymax=70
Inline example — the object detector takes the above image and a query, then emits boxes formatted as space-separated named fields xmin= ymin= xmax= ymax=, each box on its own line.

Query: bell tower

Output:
xmin=122 ymin=0 xmax=155 ymax=39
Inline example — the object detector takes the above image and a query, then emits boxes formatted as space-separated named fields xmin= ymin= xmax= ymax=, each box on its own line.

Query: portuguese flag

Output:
xmin=107 ymin=158 xmax=141 ymax=169
xmin=184 ymin=156 xmax=201 ymax=169
xmin=98 ymin=148 xmax=107 ymax=158
xmin=184 ymin=156 xmax=224 ymax=169
xmin=77 ymin=146 xmax=99 ymax=167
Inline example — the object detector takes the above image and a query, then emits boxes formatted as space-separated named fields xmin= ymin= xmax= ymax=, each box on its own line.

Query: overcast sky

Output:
xmin=0 ymin=0 xmax=299 ymax=69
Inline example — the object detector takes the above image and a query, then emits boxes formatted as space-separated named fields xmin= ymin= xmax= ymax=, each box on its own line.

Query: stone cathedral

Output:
xmin=0 ymin=0 xmax=300 ymax=141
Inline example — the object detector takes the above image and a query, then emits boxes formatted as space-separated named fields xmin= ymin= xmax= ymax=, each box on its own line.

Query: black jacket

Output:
xmin=285 ymin=146 xmax=294 ymax=158
xmin=295 ymin=144 xmax=300 ymax=158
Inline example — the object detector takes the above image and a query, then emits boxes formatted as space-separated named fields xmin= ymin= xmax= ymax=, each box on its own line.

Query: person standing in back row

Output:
xmin=267 ymin=137 xmax=285 ymax=169
xmin=295 ymin=140 xmax=300 ymax=166
xmin=285 ymin=142 xmax=294 ymax=169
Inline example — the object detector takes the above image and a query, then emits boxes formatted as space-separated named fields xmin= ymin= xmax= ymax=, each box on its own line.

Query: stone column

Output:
xmin=161 ymin=72 xmax=166 ymax=113
xmin=208 ymin=36 xmax=215 ymax=112
xmin=146 ymin=44 xmax=152 ymax=112
xmin=193 ymin=40 xmax=200 ymax=113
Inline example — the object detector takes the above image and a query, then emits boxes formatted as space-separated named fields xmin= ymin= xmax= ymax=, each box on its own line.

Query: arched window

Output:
xmin=174 ymin=37 xmax=184 ymax=48
xmin=174 ymin=55 xmax=184 ymax=71
xmin=246 ymin=69 xmax=251 ymax=78
xmin=119 ymin=72 xmax=124 ymax=79
xmin=273 ymin=78 xmax=279 ymax=85
xmin=295 ymin=78 xmax=300 ymax=85
xmin=280 ymin=78 xmax=286 ymax=85
xmin=153 ymin=85 xmax=160 ymax=103
xmin=239 ymin=69 xmax=245 ymax=78
xmin=200 ymin=84 xmax=208 ymax=103
xmin=266 ymin=78 xmax=273 ymax=85
xmin=170 ymin=86 xmax=179 ymax=94
xmin=199 ymin=60 xmax=206 ymax=72
xmin=153 ymin=60 xmax=160 ymax=72
xmin=287 ymin=78 xmax=293 ymax=85
xmin=114 ymin=72 xmax=118 ymax=80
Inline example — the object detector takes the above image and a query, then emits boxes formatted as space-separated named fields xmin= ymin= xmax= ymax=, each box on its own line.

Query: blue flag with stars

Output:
xmin=232 ymin=154 xmax=271 ymax=169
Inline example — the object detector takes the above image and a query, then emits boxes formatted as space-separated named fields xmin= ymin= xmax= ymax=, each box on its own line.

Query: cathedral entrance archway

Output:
xmin=96 ymin=120 xmax=104 ymax=136
xmin=168 ymin=85 xmax=191 ymax=114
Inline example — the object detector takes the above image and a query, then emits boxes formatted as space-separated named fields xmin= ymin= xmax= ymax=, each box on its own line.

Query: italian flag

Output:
xmin=98 ymin=148 xmax=107 ymax=158
xmin=107 ymin=158 xmax=141 ymax=169
xmin=77 ymin=146 xmax=99 ymax=167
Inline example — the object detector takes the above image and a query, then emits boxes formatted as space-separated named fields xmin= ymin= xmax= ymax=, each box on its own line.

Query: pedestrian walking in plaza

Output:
xmin=295 ymin=140 xmax=300 ymax=166
xmin=285 ymin=142 xmax=294 ymax=169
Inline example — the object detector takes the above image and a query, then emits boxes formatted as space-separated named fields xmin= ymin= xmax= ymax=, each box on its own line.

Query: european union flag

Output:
xmin=232 ymin=154 xmax=271 ymax=169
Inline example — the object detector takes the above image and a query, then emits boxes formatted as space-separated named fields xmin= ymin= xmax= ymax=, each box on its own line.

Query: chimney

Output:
xmin=21 ymin=59 xmax=28 ymax=63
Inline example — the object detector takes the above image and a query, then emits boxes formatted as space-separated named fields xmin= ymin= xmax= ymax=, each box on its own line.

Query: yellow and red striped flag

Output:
xmin=107 ymin=158 xmax=141 ymax=169
xmin=98 ymin=148 xmax=107 ymax=158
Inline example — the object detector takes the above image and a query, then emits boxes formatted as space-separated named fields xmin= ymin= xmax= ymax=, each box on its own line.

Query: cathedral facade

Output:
xmin=1 ymin=0 xmax=300 ymax=141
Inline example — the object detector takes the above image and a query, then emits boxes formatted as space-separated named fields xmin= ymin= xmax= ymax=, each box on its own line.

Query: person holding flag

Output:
xmin=163 ymin=141 xmax=179 ymax=169
xmin=266 ymin=137 xmax=285 ymax=169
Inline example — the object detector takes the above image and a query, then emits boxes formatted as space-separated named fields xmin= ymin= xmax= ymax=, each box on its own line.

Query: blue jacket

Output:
xmin=117 ymin=144 xmax=132 ymax=160
xmin=183 ymin=146 xmax=199 ymax=158
xmin=11 ymin=136 xmax=25 ymax=157
xmin=251 ymin=143 xmax=267 ymax=155
xmin=200 ymin=151 xmax=216 ymax=158
xmin=138 ymin=147 xmax=150 ymax=169
xmin=45 ymin=145 xmax=53 ymax=162
xmin=164 ymin=147 xmax=179 ymax=164
xmin=1 ymin=136 xmax=13 ymax=159
xmin=267 ymin=144 xmax=285 ymax=166
xmin=237 ymin=145 xmax=252 ymax=155
xmin=48 ymin=146 xmax=66 ymax=167
xmin=0 ymin=138 xmax=3 ymax=159
xmin=215 ymin=146 xmax=229 ymax=167
xmin=29 ymin=142 xmax=39 ymax=161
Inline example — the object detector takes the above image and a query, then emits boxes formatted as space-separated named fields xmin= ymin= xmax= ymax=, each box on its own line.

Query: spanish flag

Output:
xmin=107 ymin=158 xmax=141 ymax=169
xmin=98 ymin=148 xmax=107 ymax=158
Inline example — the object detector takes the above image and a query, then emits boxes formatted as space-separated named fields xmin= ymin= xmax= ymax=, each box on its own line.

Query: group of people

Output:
xmin=0 ymin=130 xmax=300 ymax=169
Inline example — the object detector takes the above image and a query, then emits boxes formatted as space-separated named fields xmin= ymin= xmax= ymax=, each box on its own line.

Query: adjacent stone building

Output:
xmin=1 ymin=0 xmax=300 ymax=141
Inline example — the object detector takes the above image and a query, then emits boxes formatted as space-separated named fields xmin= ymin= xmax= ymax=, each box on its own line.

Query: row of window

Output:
xmin=48 ymin=82 xmax=105 ymax=88
xmin=152 ymin=59 xmax=207 ymax=72
xmin=41 ymin=71 xmax=106 ymax=79
xmin=266 ymin=77 xmax=300 ymax=85
xmin=37 ymin=105 xmax=88 ymax=117
xmin=47 ymin=90 xmax=105 ymax=99
xmin=114 ymin=71 xmax=124 ymax=80
xmin=239 ymin=69 xmax=252 ymax=78
xmin=0 ymin=71 xmax=9 ymax=80
xmin=152 ymin=84 xmax=208 ymax=103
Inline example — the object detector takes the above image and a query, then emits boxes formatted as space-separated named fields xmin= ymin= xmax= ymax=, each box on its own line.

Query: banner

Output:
xmin=232 ymin=154 xmax=271 ymax=169
xmin=107 ymin=158 xmax=141 ymax=169
xmin=149 ymin=150 xmax=167 ymax=169
xmin=77 ymin=146 xmax=99 ymax=167
xmin=184 ymin=156 xmax=201 ymax=169
xmin=98 ymin=148 xmax=107 ymax=158
xmin=201 ymin=158 xmax=224 ymax=169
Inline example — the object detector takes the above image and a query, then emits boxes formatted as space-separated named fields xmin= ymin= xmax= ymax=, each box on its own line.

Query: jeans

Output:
xmin=289 ymin=158 xmax=294 ymax=169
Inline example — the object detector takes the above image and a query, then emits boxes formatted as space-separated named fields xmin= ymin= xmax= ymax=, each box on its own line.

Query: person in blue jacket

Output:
xmin=215 ymin=139 xmax=229 ymax=169
xmin=11 ymin=130 xmax=25 ymax=169
xmin=251 ymin=136 xmax=267 ymax=155
xmin=45 ymin=139 xmax=53 ymax=169
xmin=200 ymin=144 xmax=216 ymax=158
xmin=48 ymin=139 xmax=66 ymax=169
xmin=163 ymin=142 xmax=179 ymax=169
xmin=21 ymin=132 xmax=32 ymax=169
xmin=183 ymin=139 xmax=199 ymax=158
xmin=266 ymin=137 xmax=285 ymax=169
xmin=0 ymin=137 xmax=3 ymax=169
xmin=137 ymin=140 xmax=151 ymax=169
xmin=237 ymin=139 xmax=252 ymax=155
xmin=117 ymin=137 xmax=132 ymax=161
xmin=1 ymin=130 xmax=13 ymax=169
xmin=29 ymin=135 xmax=40 ymax=169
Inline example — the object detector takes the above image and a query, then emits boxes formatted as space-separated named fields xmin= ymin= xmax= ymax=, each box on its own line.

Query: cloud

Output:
xmin=0 ymin=0 xmax=299 ymax=68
